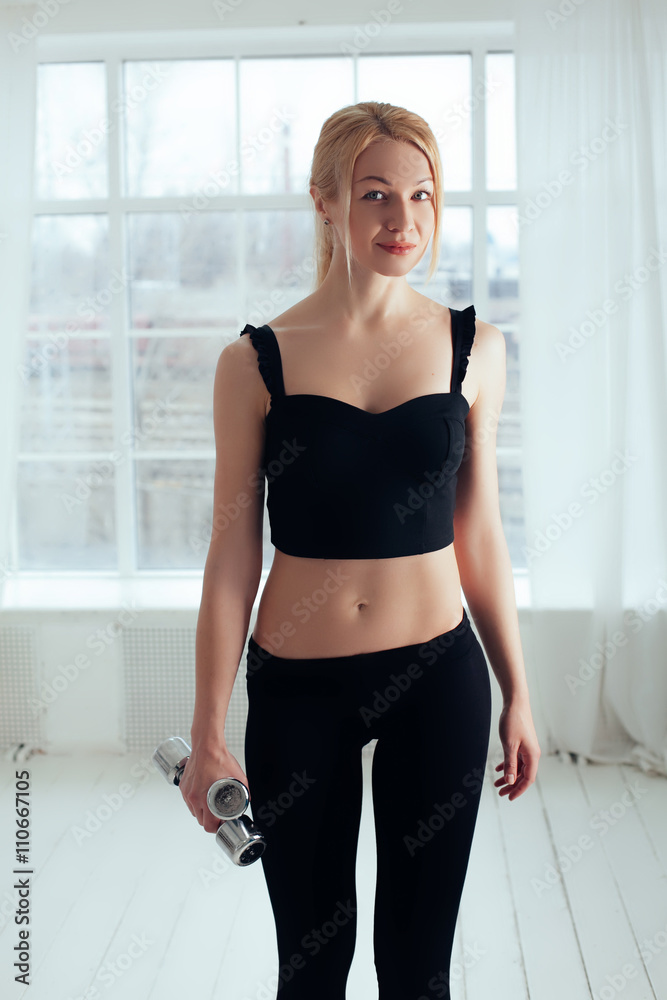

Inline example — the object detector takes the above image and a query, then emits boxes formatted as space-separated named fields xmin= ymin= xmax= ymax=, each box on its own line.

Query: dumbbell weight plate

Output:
xmin=215 ymin=814 xmax=266 ymax=866
xmin=207 ymin=777 xmax=249 ymax=820
xmin=153 ymin=736 xmax=191 ymax=785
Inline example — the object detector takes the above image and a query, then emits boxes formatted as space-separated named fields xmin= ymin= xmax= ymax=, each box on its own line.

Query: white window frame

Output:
xmin=11 ymin=20 xmax=528 ymax=609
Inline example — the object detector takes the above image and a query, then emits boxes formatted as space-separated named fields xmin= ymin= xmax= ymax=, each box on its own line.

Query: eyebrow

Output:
xmin=354 ymin=175 xmax=433 ymax=186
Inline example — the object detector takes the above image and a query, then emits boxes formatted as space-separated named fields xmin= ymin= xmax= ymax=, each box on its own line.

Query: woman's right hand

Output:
xmin=178 ymin=743 xmax=251 ymax=834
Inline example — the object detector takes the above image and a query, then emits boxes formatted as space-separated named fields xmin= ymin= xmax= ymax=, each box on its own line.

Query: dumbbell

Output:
xmin=152 ymin=736 xmax=266 ymax=867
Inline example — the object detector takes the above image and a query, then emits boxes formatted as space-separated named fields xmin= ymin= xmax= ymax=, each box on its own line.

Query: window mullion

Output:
xmin=471 ymin=40 xmax=489 ymax=321
xmin=107 ymin=54 xmax=137 ymax=576
xmin=235 ymin=54 xmax=246 ymax=329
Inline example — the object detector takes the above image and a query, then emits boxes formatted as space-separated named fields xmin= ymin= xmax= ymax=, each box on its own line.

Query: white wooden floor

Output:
xmin=0 ymin=748 xmax=666 ymax=1000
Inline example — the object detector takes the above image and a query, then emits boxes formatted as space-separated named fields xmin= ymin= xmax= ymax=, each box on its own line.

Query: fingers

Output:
xmin=494 ymin=760 xmax=519 ymax=794
xmin=493 ymin=760 xmax=516 ymax=785
xmin=177 ymin=753 xmax=251 ymax=830
xmin=494 ymin=750 xmax=540 ymax=800
xmin=521 ymin=753 xmax=540 ymax=788
xmin=188 ymin=796 xmax=221 ymax=834
xmin=202 ymin=811 xmax=222 ymax=836
xmin=179 ymin=782 xmax=212 ymax=829
xmin=186 ymin=799 xmax=221 ymax=834
xmin=179 ymin=786 xmax=196 ymax=818
xmin=496 ymin=771 xmax=527 ymax=800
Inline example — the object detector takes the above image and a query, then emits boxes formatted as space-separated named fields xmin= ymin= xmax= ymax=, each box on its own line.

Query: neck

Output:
xmin=313 ymin=242 xmax=422 ymax=329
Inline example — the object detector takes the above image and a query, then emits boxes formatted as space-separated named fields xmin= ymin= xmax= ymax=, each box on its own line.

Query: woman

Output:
xmin=180 ymin=102 xmax=541 ymax=999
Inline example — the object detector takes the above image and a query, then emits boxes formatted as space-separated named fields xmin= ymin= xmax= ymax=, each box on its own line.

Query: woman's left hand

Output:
xmin=494 ymin=698 xmax=541 ymax=801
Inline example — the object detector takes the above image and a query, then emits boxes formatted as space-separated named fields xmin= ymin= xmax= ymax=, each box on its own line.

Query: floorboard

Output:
xmin=0 ymin=749 xmax=665 ymax=1000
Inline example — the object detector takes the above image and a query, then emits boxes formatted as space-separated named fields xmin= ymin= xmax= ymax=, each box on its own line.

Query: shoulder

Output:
xmin=467 ymin=316 xmax=506 ymax=410
xmin=211 ymin=336 xmax=269 ymax=420
xmin=223 ymin=329 xmax=263 ymax=367
xmin=216 ymin=331 xmax=268 ymax=391
xmin=471 ymin=317 xmax=505 ymax=357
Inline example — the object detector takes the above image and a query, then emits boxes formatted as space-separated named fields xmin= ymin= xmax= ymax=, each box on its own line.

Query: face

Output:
xmin=317 ymin=139 xmax=435 ymax=275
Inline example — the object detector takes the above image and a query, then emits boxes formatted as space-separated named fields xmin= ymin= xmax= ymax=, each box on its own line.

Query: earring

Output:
xmin=324 ymin=219 xmax=330 ymax=225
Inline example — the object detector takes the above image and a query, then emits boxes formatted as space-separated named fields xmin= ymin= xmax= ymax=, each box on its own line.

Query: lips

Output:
xmin=377 ymin=243 xmax=417 ymax=255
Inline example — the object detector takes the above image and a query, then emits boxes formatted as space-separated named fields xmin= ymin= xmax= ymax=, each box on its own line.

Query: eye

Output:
xmin=362 ymin=189 xmax=432 ymax=201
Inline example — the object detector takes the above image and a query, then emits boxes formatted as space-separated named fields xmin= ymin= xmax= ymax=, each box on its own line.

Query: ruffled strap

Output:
xmin=239 ymin=323 xmax=285 ymax=402
xmin=452 ymin=304 xmax=476 ymax=394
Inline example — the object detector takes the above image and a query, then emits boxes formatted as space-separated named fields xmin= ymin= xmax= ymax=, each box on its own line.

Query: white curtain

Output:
xmin=515 ymin=0 xmax=667 ymax=773
xmin=0 ymin=8 xmax=37 ymax=601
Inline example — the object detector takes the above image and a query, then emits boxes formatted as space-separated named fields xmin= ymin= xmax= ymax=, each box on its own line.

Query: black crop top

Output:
xmin=239 ymin=304 xmax=476 ymax=559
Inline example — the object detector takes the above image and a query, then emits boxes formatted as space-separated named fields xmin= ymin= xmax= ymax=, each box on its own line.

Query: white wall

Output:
xmin=1 ymin=605 xmax=544 ymax=761
xmin=1 ymin=606 xmax=254 ymax=757
xmin=1 ymin=0 xmax=514 ymax=33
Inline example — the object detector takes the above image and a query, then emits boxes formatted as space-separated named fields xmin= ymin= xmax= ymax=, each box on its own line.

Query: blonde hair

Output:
xmin=308 ymin=101 xmax=444 ymax=291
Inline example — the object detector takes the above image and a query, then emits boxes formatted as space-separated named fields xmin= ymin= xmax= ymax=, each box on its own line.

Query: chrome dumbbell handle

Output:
xmin=152 ymin=736 xmax=266 ymax=867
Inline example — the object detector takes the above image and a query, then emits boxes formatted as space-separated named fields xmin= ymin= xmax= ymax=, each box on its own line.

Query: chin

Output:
xmin=375 ymin=264 xmax=416 ymax=277
xmin=373 ymin=258 xmax=419 ymax=275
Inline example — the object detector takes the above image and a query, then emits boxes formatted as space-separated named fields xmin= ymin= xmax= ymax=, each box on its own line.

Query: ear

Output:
xmin=310 ymin=184 xmax=324 ymax=213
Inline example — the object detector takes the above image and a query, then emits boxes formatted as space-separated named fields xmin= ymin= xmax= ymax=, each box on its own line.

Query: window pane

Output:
xmin=131 ymin=336 xmax=226 ymax=451
xmin=135 ymin=459 xmax=215 ymax=569
xmin=244 ymin=210 xmax=316 ymax=321
xmin=409 ymin=206 xmax=473 ymax=307
xmin=497 ymin=324 xmax=522 ymax=463
xmin=357 ymin=54 xmax=471 ymax=191
xmin=29 ymin=215 xmax=110 ymax=334
xmin=487 ymin=205 xmax=518 ymax=325
xmin=497 ymin=328 xmax=521 ymax=454
xmin=127 ymin=212 xmax=238 ymax=329
xmin=187 ymin=472 xmax=271 ymax=570
xmin=124 ymin=60 xmax=237 ymax=197
xmin=18 ymin=461 xmax=116 ymax=570
xmin=499 ymin=460 xmax=526 ymax=570
xmin=485 ymin=53 xmax=516 ymax=190
xmin=20 ymin=338 xmax=113 ymax=452
xmin=488 ymin=207 xmax=521 ymax=456
xmin=35 ymin=62 xmax=108 ymax=200
xmin=240 ymin=57 xmax=354 ymax=194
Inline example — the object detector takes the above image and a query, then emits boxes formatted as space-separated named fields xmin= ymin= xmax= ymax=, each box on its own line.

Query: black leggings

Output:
xmin=244 ymin=608 xmax=492 ymax=1000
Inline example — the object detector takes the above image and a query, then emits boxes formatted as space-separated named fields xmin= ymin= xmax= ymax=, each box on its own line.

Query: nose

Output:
xmin=386 ymin=199 xmax=416 ymax=234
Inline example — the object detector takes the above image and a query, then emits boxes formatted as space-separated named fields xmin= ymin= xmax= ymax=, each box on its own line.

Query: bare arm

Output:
xmin=180 ymin=334 xmax=267 ymax=830
xmin=452 ymin=320 xmax=540 ymax=798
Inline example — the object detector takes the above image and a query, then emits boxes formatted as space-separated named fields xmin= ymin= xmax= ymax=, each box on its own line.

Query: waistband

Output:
xmin=247 ymin=607 xmax=471 ymax=667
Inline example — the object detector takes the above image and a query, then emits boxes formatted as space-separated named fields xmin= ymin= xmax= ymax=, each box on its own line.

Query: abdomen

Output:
xmin=252 ymin=545 xmax=465 ymax=658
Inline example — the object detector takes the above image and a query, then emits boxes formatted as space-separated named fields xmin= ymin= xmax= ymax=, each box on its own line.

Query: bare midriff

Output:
xmin=250 ymin=543 xmax=465 ymax=659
